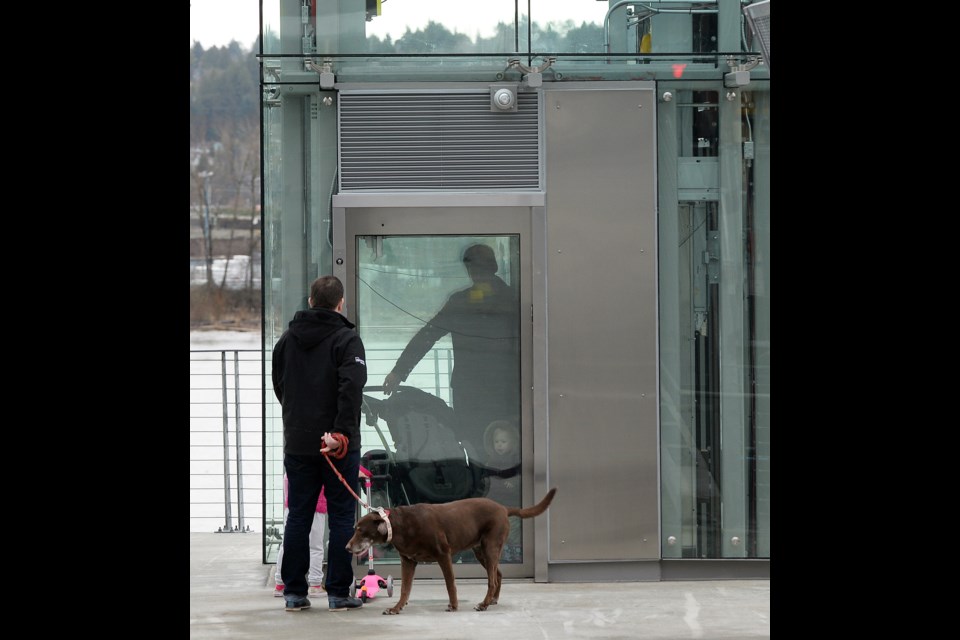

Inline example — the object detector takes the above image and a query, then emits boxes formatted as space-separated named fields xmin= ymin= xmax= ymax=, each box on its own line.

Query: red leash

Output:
xmin=321 ymin=435 xmax=393 ymax=542
xmin=322 ymin=450 xmax=374 ymax=511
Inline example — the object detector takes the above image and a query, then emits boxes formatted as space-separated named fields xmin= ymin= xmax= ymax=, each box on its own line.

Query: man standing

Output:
xmin=272 ymin=275 xmax=367 ymax=612
xmin=382 ymin=243 xmax=520 ymax=463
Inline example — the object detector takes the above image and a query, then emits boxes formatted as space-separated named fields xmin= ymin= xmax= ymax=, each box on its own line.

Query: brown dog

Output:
xmin=345 ymin=487 xmax=557 ymax=614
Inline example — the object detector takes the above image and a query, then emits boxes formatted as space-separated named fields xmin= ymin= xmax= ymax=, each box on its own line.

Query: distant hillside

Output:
xmin=189 ymin=40 xmax=261 ymax=330
xmin=188 ymin=22 xmax=604 ymax=327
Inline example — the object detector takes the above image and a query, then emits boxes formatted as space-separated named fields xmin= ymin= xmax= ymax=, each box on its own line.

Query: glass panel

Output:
xmin=260 ymin=0 xmax=280 ymax=54
xmin=659 ymin=87 xmax=770 ymax=560
xmin=261 ymin=1 xmax=754 ymax=83
xmin=363 ymin=0 xmax=522 ymax=53
xmin=261 ymin=90 xmax=286 ymax=564
xmin=745 ymin=88 xmax=770 ymax=558
xmin=530 ymin=0 xmax=606 ymax=53
xmin=358 ymin=1 xmax=611 ymax=54
xmin=355 ymin=235 xmax=522 ymax=564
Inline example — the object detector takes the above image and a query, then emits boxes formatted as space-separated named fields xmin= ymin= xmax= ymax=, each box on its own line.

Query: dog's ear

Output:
xmin=377 ymin=520 xmax=389 ymax=536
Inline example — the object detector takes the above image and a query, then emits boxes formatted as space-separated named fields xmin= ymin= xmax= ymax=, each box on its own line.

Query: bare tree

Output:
xmin=190 ymin=153 xmax=217 ymax=288
xmin=209 ymin=118 xmax=260 ymax=294
xmin=190 ymin=41 xmax=262 ymax=327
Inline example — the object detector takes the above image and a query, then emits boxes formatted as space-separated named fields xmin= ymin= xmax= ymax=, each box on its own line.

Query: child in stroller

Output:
xmin=359 ymin=385 xmax=482 ymax=509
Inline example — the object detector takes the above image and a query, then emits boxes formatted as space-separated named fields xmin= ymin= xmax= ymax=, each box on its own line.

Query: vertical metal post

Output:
xmin=445 ymin=348 xmax=454 ymax=405
xmin=221 ymin=351 xmax=234 ymax=531
xmin=233 ymin=350 xmax=246 ymax=531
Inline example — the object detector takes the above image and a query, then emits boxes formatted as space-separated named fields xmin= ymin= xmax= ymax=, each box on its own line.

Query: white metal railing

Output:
xmin=189 ymin=345 xmax=455 ymax=533
xmin=190 ymin=349 xmax=263 ymax=533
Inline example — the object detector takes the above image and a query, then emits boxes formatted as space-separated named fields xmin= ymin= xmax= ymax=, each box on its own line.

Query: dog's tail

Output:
xmin=508 ymin=487 xmax=557 ymax=519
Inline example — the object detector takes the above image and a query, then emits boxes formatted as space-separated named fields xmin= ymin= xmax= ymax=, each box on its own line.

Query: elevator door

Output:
xmin=341 ymin=205 xmax=534 ymax=579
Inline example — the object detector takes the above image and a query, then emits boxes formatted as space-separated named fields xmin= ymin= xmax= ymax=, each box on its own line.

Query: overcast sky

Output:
xmin=190 ymin=1 xmax=603 ymax=49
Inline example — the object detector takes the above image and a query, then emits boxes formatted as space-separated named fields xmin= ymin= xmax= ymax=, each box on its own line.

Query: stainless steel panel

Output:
xmin=543 ymin=84 xmax=659 ymax=561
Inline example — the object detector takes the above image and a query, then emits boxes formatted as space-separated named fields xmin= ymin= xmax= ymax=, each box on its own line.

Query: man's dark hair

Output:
xmin=310 ymin=275 xmax=344 ymax=309
xmin=462 ymin=243 xmax=498 ymax=274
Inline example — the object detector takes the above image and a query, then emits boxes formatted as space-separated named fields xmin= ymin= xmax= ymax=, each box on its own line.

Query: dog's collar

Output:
xmin=375 ymin=507 xmax=393 ymax=543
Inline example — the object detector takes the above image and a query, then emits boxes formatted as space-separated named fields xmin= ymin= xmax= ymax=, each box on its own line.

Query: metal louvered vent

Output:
xmin=339 ymin=91 xmax=540 ymax=191
xmin=744 ymin=0 xmax=770 ymax=71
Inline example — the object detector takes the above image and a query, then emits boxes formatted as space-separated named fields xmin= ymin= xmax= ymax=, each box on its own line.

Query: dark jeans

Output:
xmin=281 ymin=450 xmax=361 ymax=598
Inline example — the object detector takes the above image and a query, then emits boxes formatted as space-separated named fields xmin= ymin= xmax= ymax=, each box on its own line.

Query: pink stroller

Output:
xmin=350 ymin=467 xmax=394 ymax=602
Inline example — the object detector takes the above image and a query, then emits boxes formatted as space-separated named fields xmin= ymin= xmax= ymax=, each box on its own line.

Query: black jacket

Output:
xmin=391 ymin=276 xmax=520 ymax=442
xmin=392 ymin=275 xmax=519 ymax=397
xmin=272 ymin=308 xmax=367 ymax=455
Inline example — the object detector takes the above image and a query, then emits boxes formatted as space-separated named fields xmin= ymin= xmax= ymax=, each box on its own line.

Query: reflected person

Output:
xmin=481 ymin=419 xmax=522 ymax=561
xmin=382 ymin=243 xmax=520 ymax=463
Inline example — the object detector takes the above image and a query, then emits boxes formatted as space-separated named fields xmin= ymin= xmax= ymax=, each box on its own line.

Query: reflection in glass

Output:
xmin=356 ymin=235 xmax=522 ymax=563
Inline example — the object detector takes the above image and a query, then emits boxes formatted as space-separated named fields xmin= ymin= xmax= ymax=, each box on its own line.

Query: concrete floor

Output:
xmin=190 ymin=532 xmax=770 ymax=639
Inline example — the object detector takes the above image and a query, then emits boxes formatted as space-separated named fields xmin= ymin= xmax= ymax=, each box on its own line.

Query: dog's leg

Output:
xmin=491 ymin=533 xmax=508 ymax=603
xmin=470 ymin=546 xmax=500 ymax=610
xmin=383 ymin=556 xmax=417 ymax=615
xmin=476 ymin=559 xmax=501 ymax=610
xmin=474 ymin=533 xmax=507 ymax=610
xmin=491 ymin=563 xmax=503 ymax=604
xmin=435 ymin=553 xmax=459 ymax=611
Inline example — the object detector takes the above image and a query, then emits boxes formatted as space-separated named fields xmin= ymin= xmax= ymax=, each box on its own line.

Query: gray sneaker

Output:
xmin=284 ymin=595 xmax=311 ymax=612
xmin=328 ymin=595 xmax=363 ymax=611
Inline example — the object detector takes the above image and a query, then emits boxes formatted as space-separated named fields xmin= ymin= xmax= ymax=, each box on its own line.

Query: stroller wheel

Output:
xmin=361 ymin=592 xmax=368 ymax=603
xmin=386 ymin=575 xmax=394 ymax=597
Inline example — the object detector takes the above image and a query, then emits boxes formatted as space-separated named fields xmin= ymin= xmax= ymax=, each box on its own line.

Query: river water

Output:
xmin=190 ymin=328 xmax=261 ymax=351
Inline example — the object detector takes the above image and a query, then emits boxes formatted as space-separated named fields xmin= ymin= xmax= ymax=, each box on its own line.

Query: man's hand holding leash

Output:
xmin=320 ymin=432 xmax=349 ymax=459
